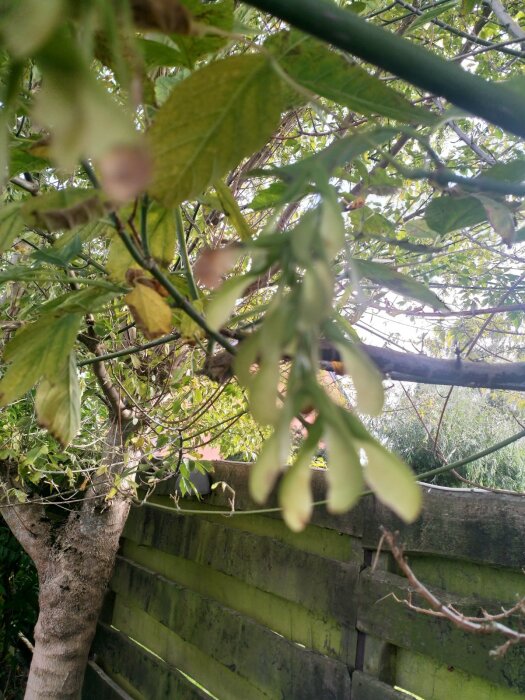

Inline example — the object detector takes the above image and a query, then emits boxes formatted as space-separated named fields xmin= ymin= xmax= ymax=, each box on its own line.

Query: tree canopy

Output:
xmin=2 ymin=0 xmax=525 ymax=534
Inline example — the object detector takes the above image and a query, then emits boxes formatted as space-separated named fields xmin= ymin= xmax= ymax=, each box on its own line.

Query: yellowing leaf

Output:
xmin=35 ymin=353 xmax=81 ymax=447
xmin=335 ymin=341 xmax=384 ymax=416
xmin=149 ymin=54 xmax=283 ymax=207
xmin=206 ymin=275 xmax=252 ymax=332
xmin=0 ymin=314 xmax=82 ymax=406
xmin=325 ymin=426 xmax=364 ymax=513
xmin=125 ymin=283 xmax=173 ymax=339
xmin=106 ymin=235 xmax=141 ymax=282
xmin=249 ymin=428 xmax=290 ymax=504
xmin=359 ymin=440 xmax=422 ymax=523
xmin=148 ymin=204 xmax=177 ymax=266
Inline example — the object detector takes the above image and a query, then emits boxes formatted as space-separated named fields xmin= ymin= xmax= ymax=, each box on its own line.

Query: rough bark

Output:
xmin=1 ymin=419 xmax=134 ymax=700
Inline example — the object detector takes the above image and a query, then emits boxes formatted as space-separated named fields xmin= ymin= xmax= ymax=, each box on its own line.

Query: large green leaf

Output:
xmin=353 ymin=258 xmax=447 ymax=309
xmin=35 ymin=352 xmax=81 ymax=447
xmin=0 ymin=313 xmax=82 ymax=406
xmin=1 ymin=0 xmax=64 ymax=57
xmin=424 ymin=195 xmax=487 ymax=234
xmin=149 ymin=54 xmax=284 ymax=208
xmin=0 ymin=202 xmax=25 ymax=252
xmin=274 ymin=32 xmax=436 ymax=125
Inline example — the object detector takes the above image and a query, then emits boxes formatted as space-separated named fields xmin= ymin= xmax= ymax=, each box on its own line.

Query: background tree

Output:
xmin=1 ymin=0 xmax=525 ymax=697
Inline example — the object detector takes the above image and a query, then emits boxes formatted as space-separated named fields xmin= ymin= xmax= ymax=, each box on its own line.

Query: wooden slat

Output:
xmin=122 ymin=539 xmax=355 ymax=665
xmin=124 ymin=504 xmax=360 ymax=627
xmin=146 ymin=495 xmax=363 ymax=564
xmin=351 ymin=671 xmax=409 ymax=700
xmin=111 ymin=556 xmax=352 ymax=700
xmin=357 ymin=568 xmax=525 ymax=694
xmin=83 ymin=661 xmax=135 ymax=700
xmin=362 ymin=487 xmax=525 ymax=569
xmin=203 ymin=461 xmax=365 ymax=537
xmin=395 ymin=648 xmax=524 ymax=700
xmin=92 ymin=623 xmax=211 ymax=700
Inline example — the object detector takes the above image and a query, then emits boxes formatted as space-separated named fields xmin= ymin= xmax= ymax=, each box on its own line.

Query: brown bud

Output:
xmin=97 ymin=143 xmax=152 ymax=205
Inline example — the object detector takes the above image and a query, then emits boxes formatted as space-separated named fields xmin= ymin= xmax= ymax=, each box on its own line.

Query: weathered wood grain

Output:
xmin=110 ymin=556 xmax=352 ymax=700
xmin=91 ymin=623 xmax=210 ymax=700
xmin=83 ymin=661 xmax=135 ymax=700
xmin=351 ymin=671 xmax=409 ymax=700
xmin=362 ymin=486 xmax=525 ymax=569
xmin=357 ymin=568 xmax=525 ymax=693
xmin=121 ymin=538 xmax=356 ymax=664
xmin=124 ymin=503 xmax=360 ymax=626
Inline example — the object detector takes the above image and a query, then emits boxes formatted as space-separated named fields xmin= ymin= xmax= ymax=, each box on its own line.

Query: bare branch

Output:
xmin=381 ymin=528 xmax=525 ymax=657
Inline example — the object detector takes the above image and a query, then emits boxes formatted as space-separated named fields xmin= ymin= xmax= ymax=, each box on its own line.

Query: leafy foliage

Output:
xmin=1 ymin=0 xmax=525 ymax=540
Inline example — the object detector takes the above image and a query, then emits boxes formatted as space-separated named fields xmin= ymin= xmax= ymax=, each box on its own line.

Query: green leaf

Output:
xmin=0 ymin=202 xmax=25 ymax=253
xmin=1 ymin=0 xmax=64 ymax=57
xmin=479 ymin=158 xmax=525 ymax=183
xmin=205 ymin=275 xmax=253 ymax=332
xmin=35 ymin=352 xmax=81 ymax=447
xmin=279 ymin=447 xmax=314 ymax=532
xmin=275 ymin=32 xmax=437 ymax=125
xmin=408 ymin=0 xmax=458 ymax=30
xmin=149 ymin=54 xmax=284 ymax=208
xmin=0 ymin=313 xmax=82 ymax=405
xmin=21 ymin=188 xmax=109 ymax=232
xmin=475 ymin=195 xmax=516 ymax=244
xmin=214 ymin=179 xmax=254 ymax=241
xmin=276 ymin=127 xmax=398 ymax=189
xmin=325 ymin=425 xmax=363 ymax=513
xmin=359 ymin=440 xmax=422 ymax=523
xmin=424 ymin=195 xmax=487 ymax=234
xmin=148 ymin=204 xmax=177 ymax=266
xmin=353 ymin=258 xmax=447 ymax=309
xmin=248 ymin=353 xmax=281 ymax=426
xmin=174 ymin=0 xmax=235 ymax=68
xmin=139 ymin=38 xmax=185 ymax=70
xmin=249 ymin=427 xmax=290 ymax=504
xmin=334 ymin=341 xmax=384 ymax=416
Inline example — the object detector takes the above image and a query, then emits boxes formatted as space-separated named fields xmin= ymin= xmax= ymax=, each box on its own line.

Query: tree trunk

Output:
xmin=24 ymin=499 xmax=130 ymax=700
xmin=1 ymin=419 xmax=134 ymax=700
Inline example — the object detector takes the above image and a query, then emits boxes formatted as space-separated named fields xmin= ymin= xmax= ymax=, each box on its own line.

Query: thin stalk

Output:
xmin=244 ymin=0 xmax=525 ymax=139
xmin=175 ymin=207 xmax=199 ymax=300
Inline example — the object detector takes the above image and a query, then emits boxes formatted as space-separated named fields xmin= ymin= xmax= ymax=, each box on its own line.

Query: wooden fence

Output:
xmin=84 ymin=461 xmax=525 ymax=700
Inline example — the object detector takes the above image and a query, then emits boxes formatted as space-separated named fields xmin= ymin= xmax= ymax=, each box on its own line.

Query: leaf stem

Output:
xmin=175 ymin=207 xmax=199 ymax=301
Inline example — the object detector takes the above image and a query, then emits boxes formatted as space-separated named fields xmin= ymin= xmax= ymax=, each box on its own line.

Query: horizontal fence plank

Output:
xmin=124 ymin=503 xmax=360 ymax=627
xmin=111 ymin=556 xmax=352 ymax=700
xmin=92 ymin=623 xmax=211 ymax=700
xmin=363 ymin=487 xmax=525 ymax=569
xmin=357 ymin=568 xmax=525 ymax=694
xmin=146 ymin=495 xmax=363 ymax=564
xmin=200 ymin=461 xmax=365 ymax=537
xmin=351 ymin=671 xmax=410 ymax=700
xmin=396 ymin=648 xmax=524 ymax=700
xmin=121 ymin=539 xmax=355 ymax=664
xmin=83 ymin=661 xmax=135 ymax=700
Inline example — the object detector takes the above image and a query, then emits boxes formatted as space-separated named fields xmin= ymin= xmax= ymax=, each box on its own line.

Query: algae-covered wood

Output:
xmin=350 ymin=672 xmax=411 ymax=700
xmin=121 ymin=538 xmax=356 ymax=664
xmin=124 ymin=503 xmax=360 ymax=626
xmin=357 ymin=568 xmax=525 ymax=694
xmin=111 ymin=556 xmax=352 ymax=699
xmin=362 ymin=486 xmax=525 ymax=569
xmin=91 ymin=623 xmax=210 ymax=700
